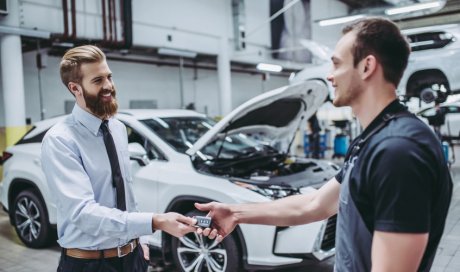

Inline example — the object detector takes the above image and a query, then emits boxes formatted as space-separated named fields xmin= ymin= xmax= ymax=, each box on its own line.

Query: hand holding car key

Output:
xmin=193 ymin=216 xmax=212 ymax=228
xmin=192 ymin=215 xmax=222 ymax=241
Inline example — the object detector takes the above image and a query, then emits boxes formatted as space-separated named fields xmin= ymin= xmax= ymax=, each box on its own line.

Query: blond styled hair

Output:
xmin=60 ymin=45 xmax=106 ymax=92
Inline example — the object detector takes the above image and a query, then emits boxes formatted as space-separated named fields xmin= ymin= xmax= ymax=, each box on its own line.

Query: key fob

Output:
xmin=194 ymin=216 xmax=212 ymax=228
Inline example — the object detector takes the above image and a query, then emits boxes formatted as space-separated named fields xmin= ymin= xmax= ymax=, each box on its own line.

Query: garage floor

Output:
xmin=1 ymin=155 xmax=460 ymax=271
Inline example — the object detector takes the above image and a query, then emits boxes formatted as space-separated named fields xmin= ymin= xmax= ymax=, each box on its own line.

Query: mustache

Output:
xmin=98 ymin=88 xmax=116 ymax=96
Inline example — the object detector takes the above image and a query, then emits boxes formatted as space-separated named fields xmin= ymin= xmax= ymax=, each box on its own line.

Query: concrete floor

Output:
xmin=0 ymin=154 xmax=460 ymax=271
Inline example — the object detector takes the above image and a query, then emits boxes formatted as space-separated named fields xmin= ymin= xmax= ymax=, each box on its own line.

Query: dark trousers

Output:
xmin=57 ymin=246 xmax=149 ymax=272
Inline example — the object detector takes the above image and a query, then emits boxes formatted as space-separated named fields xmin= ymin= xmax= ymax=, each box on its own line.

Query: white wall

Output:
xmin=2 ymin=0 xmax=347 ymax=126
xmin=18 ymin=0 xmax=271 ymax=56
xmin=12 ymin=51 xmax=287 ymax=126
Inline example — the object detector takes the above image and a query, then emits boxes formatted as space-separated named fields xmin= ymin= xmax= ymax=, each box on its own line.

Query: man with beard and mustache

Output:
xmin=195 ymin=18 xmax=452 ymax=272
xmin=41 ymin=45 xmax=197 ymax=272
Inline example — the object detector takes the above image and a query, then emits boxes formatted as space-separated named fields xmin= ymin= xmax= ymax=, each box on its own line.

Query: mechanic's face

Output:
xmin=79 ymin=60 xmax=118 ymax=119
xmin=327 ymin=32 xmax=363 ymax=107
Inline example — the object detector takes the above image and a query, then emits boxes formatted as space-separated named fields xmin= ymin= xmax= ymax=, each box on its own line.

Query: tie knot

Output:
xmin=100 ymin=120 xmax=109 ymax=133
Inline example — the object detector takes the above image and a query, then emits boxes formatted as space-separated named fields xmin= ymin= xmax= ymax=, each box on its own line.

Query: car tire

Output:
xmin=171 ymin=210 xmax=241 ymax=272
xmin=12 ymin=189 xmax=53 ymax=248
xmin=407 ymin=73 xmax=450 ymax=103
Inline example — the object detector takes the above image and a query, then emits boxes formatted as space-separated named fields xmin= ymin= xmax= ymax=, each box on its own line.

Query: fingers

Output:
xmin=208 ymin=229 xmax=218 ymax=240
xmin=141 ymin=244 xmax=150 ymax=261
xmin=196 ymin=227 xmax=203 ymax=235
xmin=202 ymin=227 xmax=212 ymax=236
xmin=176 ymin=215 xmax=197 ymax=235
xmin=177 ymin=214 xmax=197 ymax=227
xmin=194 ymin=202 xmax=213 ymax=212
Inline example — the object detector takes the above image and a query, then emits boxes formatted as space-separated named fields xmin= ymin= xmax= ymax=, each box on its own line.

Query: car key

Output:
xmin=194 ymin=216 xmax=212 ymax=228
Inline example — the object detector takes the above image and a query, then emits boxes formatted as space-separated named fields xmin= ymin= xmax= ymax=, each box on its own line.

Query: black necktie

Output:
xmin=100 ymin=120 xmax=126 ymax=211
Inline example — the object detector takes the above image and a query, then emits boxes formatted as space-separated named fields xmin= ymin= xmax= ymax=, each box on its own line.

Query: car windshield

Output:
xmin=140 ymin=117 xmax=271 ymax=159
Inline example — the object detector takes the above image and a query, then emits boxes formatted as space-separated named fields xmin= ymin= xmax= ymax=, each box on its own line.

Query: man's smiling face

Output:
xmin=79 ymin=60 xmax=118 ymax=119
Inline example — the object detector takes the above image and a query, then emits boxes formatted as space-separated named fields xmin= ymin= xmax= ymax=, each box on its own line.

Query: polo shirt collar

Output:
xmin=72 ymin=103 xmax=104 ymax=136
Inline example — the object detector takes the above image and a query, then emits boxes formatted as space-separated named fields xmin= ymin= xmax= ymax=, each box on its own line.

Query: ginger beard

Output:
xmin=83 ymin=86 xmax=118 ymax=119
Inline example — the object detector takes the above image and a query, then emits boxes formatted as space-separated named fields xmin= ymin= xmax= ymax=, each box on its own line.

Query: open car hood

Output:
xmin=186 ymin=80 xmax=328 ymax=156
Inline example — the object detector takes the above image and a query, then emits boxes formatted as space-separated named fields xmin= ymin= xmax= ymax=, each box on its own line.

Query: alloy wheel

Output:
xmin=14 ymin=196 xmax=42 ymax=243
xmin=176 ymin=232 xmax=227 ymax=272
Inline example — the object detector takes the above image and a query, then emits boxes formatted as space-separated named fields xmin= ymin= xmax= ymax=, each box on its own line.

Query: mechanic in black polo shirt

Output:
xmin=195 ymin=17 xmax=453 ymax=272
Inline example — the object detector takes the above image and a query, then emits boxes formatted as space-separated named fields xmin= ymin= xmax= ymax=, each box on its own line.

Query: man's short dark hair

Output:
xmin=343 ymin=17 xmax=410 ymax=87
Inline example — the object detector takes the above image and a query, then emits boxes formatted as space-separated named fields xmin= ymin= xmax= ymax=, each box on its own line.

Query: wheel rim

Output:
xmin=14 ymin=196 xmax=42 ymax=242
xmin=177 ymin=232 xmax=227 ymax=272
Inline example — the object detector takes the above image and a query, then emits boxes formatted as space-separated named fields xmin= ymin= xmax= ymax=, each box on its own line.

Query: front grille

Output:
xmin=320 ymin=214 xmax=337 ymax=251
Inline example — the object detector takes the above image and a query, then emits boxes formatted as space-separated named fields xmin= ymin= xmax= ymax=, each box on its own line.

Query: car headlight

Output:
xmin=234 ymin=181 xmax=299 ymax=200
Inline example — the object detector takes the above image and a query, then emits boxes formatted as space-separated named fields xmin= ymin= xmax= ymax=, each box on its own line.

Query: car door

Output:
xmin=124 ymin=124 xmax=167 ymax=213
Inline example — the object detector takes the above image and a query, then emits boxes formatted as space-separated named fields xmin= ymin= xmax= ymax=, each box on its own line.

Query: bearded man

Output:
xmin=41 ymin=45 xmax=196 ymax=272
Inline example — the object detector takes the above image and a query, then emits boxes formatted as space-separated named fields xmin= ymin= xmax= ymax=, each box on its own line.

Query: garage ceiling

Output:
xmin=397 ymin=0 xmax=460 ymax=28
xmin=338 ymin=0 xmax=389 ymax=9
xmin=337 ymin=0 xmax=460 ymax=27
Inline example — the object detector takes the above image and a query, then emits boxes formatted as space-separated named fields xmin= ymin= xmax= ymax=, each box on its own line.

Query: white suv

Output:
xmin=0 ymin=81 xmax=338 ymax=271
xmin=292 ymin=24 xmax=460 ymax=104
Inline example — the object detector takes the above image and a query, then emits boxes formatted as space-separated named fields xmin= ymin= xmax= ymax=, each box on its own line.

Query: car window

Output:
xmin=201 ymin=133 xmax=269 ymax=160
xmin=125 ymin=125 xmax=167 ymax=161
xmin=407 ymin=31 xmax=455 ymax=51
xmin=16 ymin=127 xmax=49 ymax=145
xmin=140 ymin=117 xmax=215 ymax=153
xmin=140 ymin=117 xmax=273 ymax=160
xmin=446 ymin=106 xmax=460 ymax=113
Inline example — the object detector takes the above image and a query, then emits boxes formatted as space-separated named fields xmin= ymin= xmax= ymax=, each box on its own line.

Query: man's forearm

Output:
xmin=231 ymin=193 xmax=325 ymax=226
xmin=231 ymin=178 xmax=340 ymax=226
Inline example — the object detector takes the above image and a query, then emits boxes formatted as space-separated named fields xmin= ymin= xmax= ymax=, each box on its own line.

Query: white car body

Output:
xmin=1 ymin=81 xmax=337 ymax=271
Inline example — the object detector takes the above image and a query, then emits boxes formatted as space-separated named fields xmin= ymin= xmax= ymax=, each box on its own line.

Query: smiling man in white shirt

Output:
xmin=41 ymin=45 xmax=197 ymax=272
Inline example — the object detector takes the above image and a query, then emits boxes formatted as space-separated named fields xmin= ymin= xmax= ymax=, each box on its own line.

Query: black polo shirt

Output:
xmin=335 ymin=99 xmax=452 ymax=271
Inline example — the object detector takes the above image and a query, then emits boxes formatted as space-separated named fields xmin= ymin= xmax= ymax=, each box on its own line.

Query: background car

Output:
xmin=0 ymin=81 xmax=338 ymax=271
xmin=291 ymin=24 xmax=460 ymax=104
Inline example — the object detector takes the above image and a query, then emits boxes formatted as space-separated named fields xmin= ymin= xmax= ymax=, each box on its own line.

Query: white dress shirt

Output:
xmin=41 ymin=104 xmax=153 ymax=249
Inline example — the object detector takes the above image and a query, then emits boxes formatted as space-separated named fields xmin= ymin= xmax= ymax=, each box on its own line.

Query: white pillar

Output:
xmin=217 ymin=36 xmax=232 ymax=116
xmin=1 ymin=35 xmax=27 ymax=146
xmin=1 ymin=0 xmax=27 ymax=146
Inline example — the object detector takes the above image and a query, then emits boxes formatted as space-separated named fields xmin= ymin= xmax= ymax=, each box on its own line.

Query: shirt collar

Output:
xmin=72 ymin=103 xmax=104 ymax=136
xmin=361 ymin=99 xmax=408 ymax=138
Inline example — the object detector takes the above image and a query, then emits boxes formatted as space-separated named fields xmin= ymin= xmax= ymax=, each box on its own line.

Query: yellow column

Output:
xmin=5 ymin=125 xmax=28 ymax=146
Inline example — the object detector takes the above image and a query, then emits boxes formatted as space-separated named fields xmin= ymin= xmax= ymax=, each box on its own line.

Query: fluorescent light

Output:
xmin=385 ymin=1 xmax=442 ymax=15
xmin=158 ymin=47 xmax=197 ymax=58
xmin=52 ymin=42 xmax=74 ymax=48
xmin=318 ymin=14 xmax=366 ymax=27
xmin=256 ymin=63 xmax=283 ymax=73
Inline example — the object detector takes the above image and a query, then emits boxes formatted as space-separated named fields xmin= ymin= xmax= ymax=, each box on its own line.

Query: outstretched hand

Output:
xmin=194 ymin=202 xmax=237 ymax=243
xmin=153 ymin=212 xmax=197 ymax=238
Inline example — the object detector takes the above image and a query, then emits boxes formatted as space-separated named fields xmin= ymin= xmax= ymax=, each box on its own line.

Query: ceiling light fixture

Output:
xmin=318 ymin=14 xmax=366 ymax=27
xmin=385 ymin=1 xmax=442 ymax=15
xmin=256 ymin=63 xmax=283 ymax=73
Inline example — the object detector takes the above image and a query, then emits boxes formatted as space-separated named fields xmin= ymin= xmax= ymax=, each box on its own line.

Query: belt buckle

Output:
xmin=117 ymin=241 xmax=134 ymax=258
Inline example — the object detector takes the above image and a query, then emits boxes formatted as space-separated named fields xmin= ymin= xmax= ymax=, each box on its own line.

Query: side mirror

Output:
xmin=128 ymin=142 xmax=149 ymax=166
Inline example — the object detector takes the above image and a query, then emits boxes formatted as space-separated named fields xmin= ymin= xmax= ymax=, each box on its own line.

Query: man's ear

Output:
xmin=68 ymin=82 xmax=82 ymax=97
xmin=361 ymin=55 xmax=377 ymax=80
